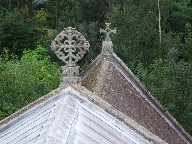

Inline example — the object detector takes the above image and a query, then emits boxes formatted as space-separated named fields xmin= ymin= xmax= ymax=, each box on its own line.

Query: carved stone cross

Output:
xmin=51 ymin=27 xmax=89 ymax=66
xmin=100 ymin=23 xmax=116 ymax=55
xmin=51 ymin=27 xmax=90 ymax=86
xmin=100 ymin=23 xmax=116 ymax=41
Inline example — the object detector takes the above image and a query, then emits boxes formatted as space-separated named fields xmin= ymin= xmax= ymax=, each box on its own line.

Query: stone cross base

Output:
xmin=60 ymin=65 xmax=81 ymax=87
xmin=61 ymin=66 xmax=80 ymax=77
xmin=60 ymin=77 xmax=81 ymax=87
xmin=102 ymin=41 xmax=113 ymax=55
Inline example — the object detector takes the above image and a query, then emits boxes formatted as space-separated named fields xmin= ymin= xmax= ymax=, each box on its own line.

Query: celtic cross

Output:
xmin=51 ymin=27 xmax=90 ymax=86
xmin=100 ymin=23 xmax=116 ymax=41
xmin=100 ymin=23 xmax=116 ymax=55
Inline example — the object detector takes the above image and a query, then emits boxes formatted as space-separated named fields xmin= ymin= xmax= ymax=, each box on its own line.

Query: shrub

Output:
xmin=0 ymin=45 xmax=61 ymax=120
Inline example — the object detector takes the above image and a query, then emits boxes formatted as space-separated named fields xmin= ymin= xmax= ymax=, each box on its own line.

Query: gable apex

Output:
xmin=0 ymin=85 xmax=166 ymax=144
xmin=81 ymin=52 xmax=192 ymax=144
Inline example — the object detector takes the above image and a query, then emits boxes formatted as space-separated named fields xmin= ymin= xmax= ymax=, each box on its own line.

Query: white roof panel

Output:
xmin=0 ymin=88 xmax=149 ymax=144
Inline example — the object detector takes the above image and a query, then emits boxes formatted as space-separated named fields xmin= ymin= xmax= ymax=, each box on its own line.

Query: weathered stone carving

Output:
xmin=100 ymin=23 xmax=116 ymax=41
xmin=51 ymin=27 xmax=90 ymax=86
xmin=51 ymin=27 xmax=90 ymax=66
xmin=100 ymin=23 xmax=116 ymax=55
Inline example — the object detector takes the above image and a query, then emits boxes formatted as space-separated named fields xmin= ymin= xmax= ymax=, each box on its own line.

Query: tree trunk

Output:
xmin=28 ymin=0 xmax=33 ymax=18
xmin=17 ymin=0 xmax=23 ymax=11
xmin=55 ymin=0 xmax=58 ymax=29
xmin=158 ymin=0 xmax=162 ymax=57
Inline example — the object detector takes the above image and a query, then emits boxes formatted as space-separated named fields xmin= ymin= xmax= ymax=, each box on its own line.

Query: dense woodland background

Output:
xmin=0 ymin=0 xmax=192 ymax=135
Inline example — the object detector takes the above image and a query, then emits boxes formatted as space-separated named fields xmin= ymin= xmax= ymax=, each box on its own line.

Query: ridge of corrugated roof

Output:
xmin=0 ymin=85 xmax=167 ymax=144
xmin=80 ymin=52 xmax=192 ymax=143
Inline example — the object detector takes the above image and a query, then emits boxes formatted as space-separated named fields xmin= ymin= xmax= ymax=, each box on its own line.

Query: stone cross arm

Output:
xmin=100 ymin=23 xmax=116 ymax=41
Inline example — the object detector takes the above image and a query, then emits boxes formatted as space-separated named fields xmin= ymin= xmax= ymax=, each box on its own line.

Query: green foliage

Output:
xmin=34 ymin=8 xmax=48 ymax=26
xmin=0 ymin=45 xmax=61 ymax=120
xmin=136 ymin=48 xmax=192 ymax=134
xmin=0 ymin=10 xmax=46 ymax=57
xmin=0 ymin=0 xmax=192 ymax=136
xmin=107 ymin=1 xmax=160 ymax=69
xmin=167 ymin=0 xmax=192 ymax=33
xmin=163 ymin=0 xmax=192 ymax=61
xmin=46 ymin=0 xmax=107 ymax=28
xmin=107 ymin=0 xmax=192 ymax=68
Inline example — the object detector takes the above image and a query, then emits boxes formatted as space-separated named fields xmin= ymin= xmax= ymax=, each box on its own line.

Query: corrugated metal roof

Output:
xmin=0 ymin=87 xmax=150 ymax=144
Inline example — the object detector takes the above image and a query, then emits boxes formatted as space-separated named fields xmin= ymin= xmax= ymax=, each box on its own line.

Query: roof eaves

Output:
xmin=0 ymin=87 xmax=64 ymax=129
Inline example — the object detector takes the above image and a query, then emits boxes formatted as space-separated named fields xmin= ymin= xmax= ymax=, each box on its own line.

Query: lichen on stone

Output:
xmin=82 ymin=63 xmax=101 ymax=91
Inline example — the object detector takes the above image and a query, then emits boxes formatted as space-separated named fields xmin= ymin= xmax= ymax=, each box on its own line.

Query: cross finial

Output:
xmin=51 ymin=27 xmax=90 ymax=87
xmin=100 ymin=23 xmax=116 ymax=55
xmin=100 ymin=23 xmax=116 ymax=41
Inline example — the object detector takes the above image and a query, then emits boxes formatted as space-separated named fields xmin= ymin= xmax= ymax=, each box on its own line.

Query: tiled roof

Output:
xmin=0 ymin=86 xmax=164 ymax=144
xmin=81 ymin=53 xmax=192 ymax=144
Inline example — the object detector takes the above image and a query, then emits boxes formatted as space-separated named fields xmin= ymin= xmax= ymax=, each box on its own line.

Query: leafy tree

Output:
xmin=166 ymin=0 xmax=192 ymax=34
xmin=0 ymin=45 xmax=61 ymax=120
xmin=136 ymin=48 xmax=192 ymax=135
xmin=0 ymin=0 xmax=35 ymax=17
xmin=164 ymin=0 xmax=192 ymax=61
xmin=107 ymin=0 xmax=162 ymax=69
xmin=107 ymin=0 xmax=192 ymax=67
xmin=0 ymin=11 xmax=46 ymax=57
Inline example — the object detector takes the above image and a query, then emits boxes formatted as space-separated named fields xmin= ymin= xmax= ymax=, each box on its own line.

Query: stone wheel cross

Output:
xmin=51 ymin=27 xmax=90 ymax=86
xmin=51 ymin=27 xmax=90 ymax=67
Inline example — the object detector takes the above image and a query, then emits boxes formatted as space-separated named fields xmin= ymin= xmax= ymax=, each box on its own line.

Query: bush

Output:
xmin=0 ymin=45 xmax=61 ymax=120
xmin=0 ymin=11 xmax=46 ymax=57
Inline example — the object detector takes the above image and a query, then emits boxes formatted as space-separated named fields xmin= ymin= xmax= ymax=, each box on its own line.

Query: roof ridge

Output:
xmin=0 ymin=85 xmax=168 ymax=143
